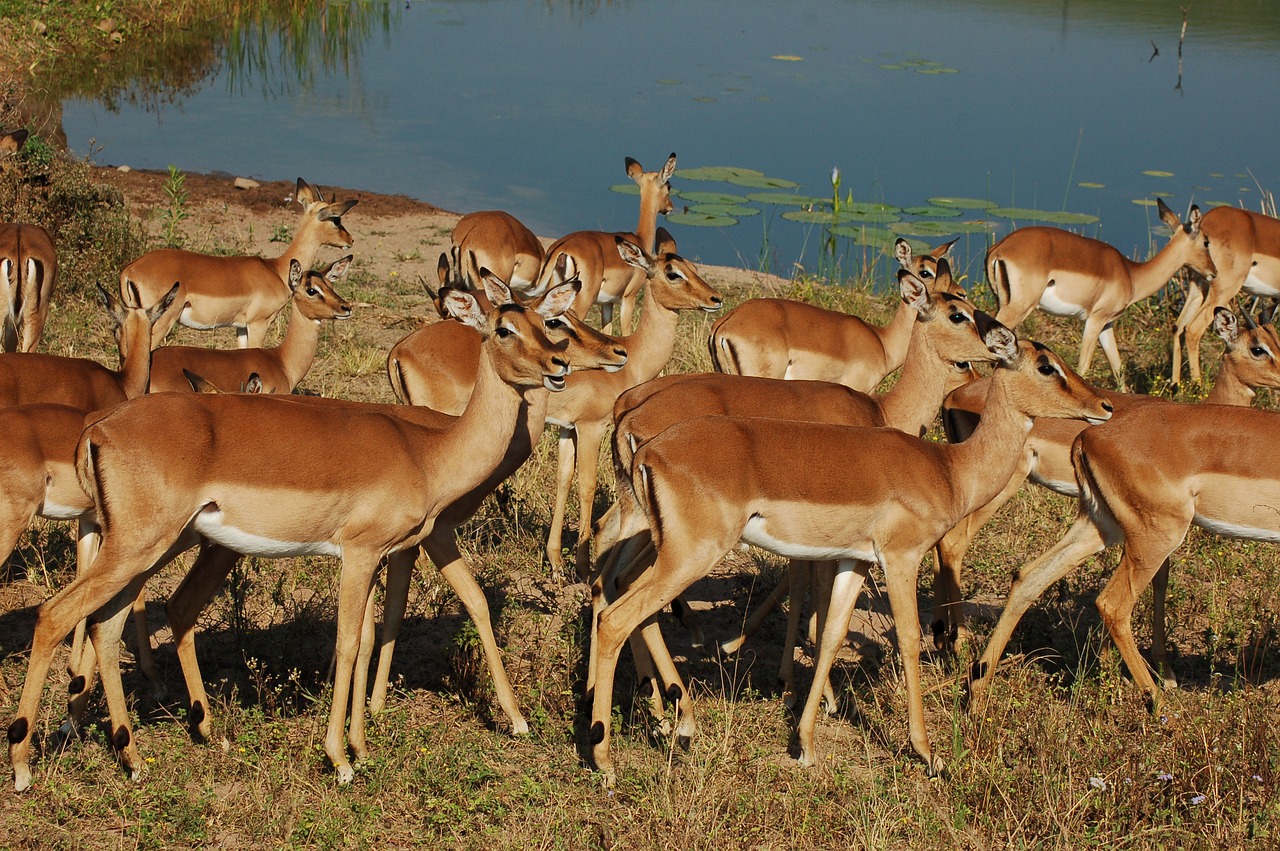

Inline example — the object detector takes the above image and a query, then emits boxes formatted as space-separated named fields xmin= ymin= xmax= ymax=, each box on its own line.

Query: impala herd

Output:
xmin=3 ymin=137 xmax=1280 ymax=792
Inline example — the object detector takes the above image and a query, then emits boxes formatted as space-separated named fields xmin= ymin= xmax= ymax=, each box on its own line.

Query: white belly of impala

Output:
xmin=1243 ymin=270 xmax=1280 ymax=298
xmin=741 ymin=515 xmax=877 ymax=563
xmin=193 ymin=508 xmax=341 ymax=558
xmin=1192 ymin=514 xmax=1280 ymax=544
xmin=1038 ymin=286 xmax=1088 ymax=319
xmin=179 ymin=305 xmax=235 ymax=331
xmin=40 ymin=499 xmax=86 ymax=521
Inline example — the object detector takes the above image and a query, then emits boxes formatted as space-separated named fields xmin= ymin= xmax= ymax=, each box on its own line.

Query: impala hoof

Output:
xmin=510 ymin=717 xmax=530 ymax=736
xmin=335 ymin=763 xmax=354 ymax=785
xmin=925 ymin=755 xmax=946 ymax=779
xmin=13 ymin=764 xmax=31 ymax=793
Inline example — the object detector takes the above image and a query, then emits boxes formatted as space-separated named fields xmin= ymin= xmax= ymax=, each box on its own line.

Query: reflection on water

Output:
xmin=57 ymin=0 xmax=1280 ymax=276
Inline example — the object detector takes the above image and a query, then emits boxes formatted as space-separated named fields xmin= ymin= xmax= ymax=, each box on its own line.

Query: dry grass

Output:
xmin=2 ymin=156 xmax=1280 ymax=847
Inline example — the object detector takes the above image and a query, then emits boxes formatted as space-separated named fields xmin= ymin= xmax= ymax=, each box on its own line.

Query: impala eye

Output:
xmin=544 ymin=317 xmax=566 ymax=330
xmin=949 ymin=311 xmax=968 ymax=324
xmin=1037 ymin=362 xmax=1057 ymax=376
xmin=1251 ymin=346 xmax=1268 ymax=357
xmin=306 ymin=286 xmax=320 ymax=297
xmin=495 ymin=325 xmax=514 ymax=339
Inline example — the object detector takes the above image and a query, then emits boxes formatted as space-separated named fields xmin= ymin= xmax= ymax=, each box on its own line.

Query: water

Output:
xmin=60 ymin=0 xmax=1280 ymax=280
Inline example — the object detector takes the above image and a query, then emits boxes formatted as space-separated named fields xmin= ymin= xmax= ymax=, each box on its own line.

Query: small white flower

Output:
xmin=1190 ymin=794 xmax=1206 ymax=805
xmin=1157 ymin=771 xmax=1173 ymax=782
xmin=1254 ymin=774 xmax=1264 ymax=783
xmin=1089 ymin=776 xmax=1106 ymax=790
xmin=831 ymin=167 xmax=840 ymax=186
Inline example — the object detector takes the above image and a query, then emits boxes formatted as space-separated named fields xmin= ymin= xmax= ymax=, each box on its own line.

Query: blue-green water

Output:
xmin=62 ymin=0 xmax=1280 ymax=279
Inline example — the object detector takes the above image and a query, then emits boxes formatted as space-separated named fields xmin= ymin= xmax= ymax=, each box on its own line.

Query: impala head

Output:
xmin=626 ymin=152 xmax=678 ymax=217
xmin=615 ymin=228 xmax=723 ymax=313
xmin=896 ymin=237 xmax=963 ymax=295
xmin=531 ymin=254 xmax=629 ymax=373
xmin=183 ymin=369 xmax=269 ymax=394
xmin=1213 ymin=305 xmax=1280 ymax=391
xmin=295 ymin=177 xmax=359 ymax=249
xmin=99 ymin=280 xmax=179 ymax=357
xmin=1157 ymin=197 xmax=1216 ymax=282
xmin=994 ymin=337 xmax=1114 ymax=424
xmin=445 ymin=273 xmax=570 ymax=392
xmin=900 ymin=268 xmax=1007 ymax=368
xmin=288 ymin=257 xmax=354 ymax=322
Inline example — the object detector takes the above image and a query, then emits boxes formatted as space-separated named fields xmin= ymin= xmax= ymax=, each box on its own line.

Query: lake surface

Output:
xmin=61 ymin=0 xmax=1280 ymax=281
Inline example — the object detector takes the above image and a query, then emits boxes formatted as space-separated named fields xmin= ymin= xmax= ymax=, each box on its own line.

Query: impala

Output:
xmin=0 ymin=222 xmax=57 ymax=352
xmin=119 ymin=177 xmax=357 ymax=348
xmin=541 ymin=228 xmax=722 ymax=577
xmin=7 ymin=278 xmax=573 ymax=791
xmin=528 ymin=152 xmax=677 ymax=333
xmin=988 ymin=198 xmax=1215 ymax=390
xmin=148 ymin=257 xmax=352 ymax=394
xmin=932 ymin=306 xmax=1280 ymax=650
xmin=1171 ymin=204 xmax=1280 ymax=384
xmin=0 ymin=281 xmax=178 ymax=410
xmin=588 ymin=334 xmax=1112 ymax=783
xmin=967 ymin=364 xmax=1280 ymax=715
xmin=146 ymin=274 xmax=625 ymax=748
xmin=450 ymin=210 xmax=545 ymax=292
xmin=707 ymin=238 xmax=961 ymax=390
xmin=591 ymin=270 xmax=993 ymax=718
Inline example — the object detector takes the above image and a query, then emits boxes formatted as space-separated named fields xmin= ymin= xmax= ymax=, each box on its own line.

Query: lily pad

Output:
xmin=891 ymin=220 xmax=995 ymax=237
xmin=676 ymin=190 xmax=750 ymax=205
xmin=1143 ymin=170 xmax=1175 ymax=177
xmin=1077 ymin=182 xmax=1106 ymax=189
xmin=781 ymin=208 xmax=900 ymax=225
xmin=725 ymin=174 xmax=800 ymax=189
xmin=667 ymin=211 xmax=738 ymax=227
xmin=674 ymin=166 xmax=765 ymax=182
xmin=991 ymin=207 xmax=1100 ymax=225
xmin=916 ymin=67 xmax=960 ymax=74
xmin=693 ymin=96 xmax=717 ymax=103
xmin=746 ymin=192 xmax=831 ymax=206
xmin=829 ymin=225 xmax=923 ymax=252
xmin=928 ymin=196 xmax=997 ymax=210
xmin=902 ymin=205 xmax=963 ymax=218
xmin=609 ymin=183 xmax=641 ymax=196
xmin=689 ymin=203 xmax=759 ymax=218
xmin=772 ymin=54 xmax=804 ymax=62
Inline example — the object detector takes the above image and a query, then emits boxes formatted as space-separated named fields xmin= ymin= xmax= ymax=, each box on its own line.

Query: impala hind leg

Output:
xmin=166 ymin=544 xmax=242 ymax=741
xmin=87 ymin=579 xmax=153 ymax=780
xmin=967 ymin=513 xmax=1110 ymax=710
xmin=368 ymin=548 xmax=414 ymax=715
xmin=325 ymin=554 xmax=380 ymax=784
xmin=1149 ymin=558 xmax=1178 ymax=689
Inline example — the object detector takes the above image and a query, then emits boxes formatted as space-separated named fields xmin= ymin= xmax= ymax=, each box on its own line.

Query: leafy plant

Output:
xmin=159 ymin=163 xmax=189 ymax=248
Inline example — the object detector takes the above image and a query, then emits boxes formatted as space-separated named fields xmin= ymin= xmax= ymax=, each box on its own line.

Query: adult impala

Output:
xmin=988 ymin=198 xmax=1214 ymax=390
xmin=528 ymin=152 xmax=677 ymax=333
xmin=931 ymin=306 xmax=1280 ymax=650
xmin=707 ymin=238 xmax=961 ymax=391
xmin=1171 ymin=204 xmax=1280 ymax=384
xmin=0 ymin=222 xmax=57 ymax=352
xmin=591 ymin=270 xmax=992 ymax=717
xmin=148 ymin=257 xmax=352 ymax=394
xmin=7 ymin=279 xmax=573 ymax=791
xmin=588 ymin=334 xmax=1112 ymax=784
xmin=967 ymin=364 xmax=1280 ymax=716
xmin=120 ymin=177 xmax=357 ymax=348
xmin=542 ymin=228 xmax=722 ymax=576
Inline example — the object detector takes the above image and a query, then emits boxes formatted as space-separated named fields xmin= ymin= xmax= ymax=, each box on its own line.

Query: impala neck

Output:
xmin=268 ymin=214 xmax=326 ymax=283
xmin=275 ymin=300 xmax=324 ymax=391
xmin=440 ymin=342 xmax=537 ymax=509
xmin=876 ymin=317 xmax=947 ymax=435
xmin=116 ymin=324 xmax=153 ymax=400
xmin=875 ymin=299 xmax=918 ymax=381
xmin=442 ymin=388 xmax=549 ymax=526
xmin=636 ymin=191 xmax=663 ymax=255
xmin=945 ymin=369 xmax=1036 ymax=515
xmin=1204 ymin=360 xmax=1255 ymax=406
xmin=1126 ymin=233 xmax=1196 ymax=304
xmin=617 ymin=282 xmax=680 ymax=382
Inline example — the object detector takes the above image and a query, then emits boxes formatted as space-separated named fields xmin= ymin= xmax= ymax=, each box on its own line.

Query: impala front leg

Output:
xmin=546 ymin=426 xmax=577 ymax=572
xmin=326 ymin=556 xmax=380 ymax=784
xmin=797 ymin=559 xmax=869 ymax=767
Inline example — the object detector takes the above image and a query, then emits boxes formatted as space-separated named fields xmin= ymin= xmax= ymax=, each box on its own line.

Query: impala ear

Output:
xmin=148 ymin=282 xmax=182 ymax=324
xmin=244 ymin=373 xmax=264 ymax=394
xmin=295 ymin=177 xmax=321 ymax=206
xmin=98 ymin=283 xmax=127 ymax=325
xmin=654 ymin=227 xmax=677 ymax=257
xmin=933 ymin=236 xmax=960 ymax=259
xmin=325 ymin=255 xmax=352 ymax=281
xmin=288 ymin=259 xmax=304 ymax=291
xmin=897 ymin=269 xmax=930 ymax=314
xmin=479 ymin=268 xmax=515 ymax=307
xmin=894 ymin=238 xmax=914 ymax=269
xmin=443 ymin=288 xmax=486 ymax=330
xmin=615 ymin=236 xmax=651 ymax=272
xmin=1187 ymin=204 xmax=1202 ymax=233
xmin=183 ymin=369 xmax=220 ymax=394
xmin=537 ymin=281 xmax=579 ymax=319
xmin=661 ymin=152 xmax=677 ymax=181
xmin=1212 ymin=306 xmax=1240 ymax=345
xmin=1156 ymin=197 xmax=1181 ymax=231
xmin=436 ymin=253 xmax=450 ymax=288
xmin=984 ymin=323 xmax=1020 ymax=366
xmin=933 ymin=257 xmax=958 ymax=292
xmin=625 ymin=156 xmax=644 ymax=181
xmin=321 ymin=199 xmax=357 ymax=221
